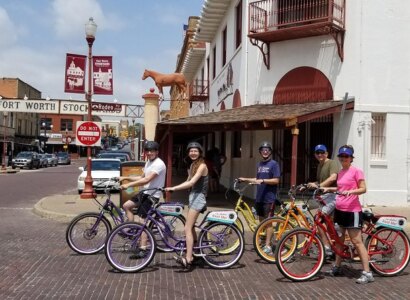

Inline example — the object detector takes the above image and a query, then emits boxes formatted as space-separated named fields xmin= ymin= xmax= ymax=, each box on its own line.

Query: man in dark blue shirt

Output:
xmin=239 ymin=141 xmax=281 ymax=255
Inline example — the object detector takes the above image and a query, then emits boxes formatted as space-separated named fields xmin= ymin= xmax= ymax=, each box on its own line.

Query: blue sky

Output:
xmin=0 ymin=0 xmax=203 ymax=110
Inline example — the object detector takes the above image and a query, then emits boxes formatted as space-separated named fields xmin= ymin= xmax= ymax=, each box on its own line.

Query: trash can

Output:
xmin=120 ymin=161 xmax=145 ymax=207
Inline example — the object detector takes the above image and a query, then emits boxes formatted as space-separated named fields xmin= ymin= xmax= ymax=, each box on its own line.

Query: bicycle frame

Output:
xmin=129 ymin=203 xmax=228 ymax=254
xmin=231 ymin=180 xmax=264 ymax=232
xmin=94 ymin=182 xmax=125 ymax=227
xmin=307 ymin=192 xmax=406 ymax=261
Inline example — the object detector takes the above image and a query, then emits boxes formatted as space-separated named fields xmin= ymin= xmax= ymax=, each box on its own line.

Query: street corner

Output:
xmin=33 ymin=195 xmax=78 ymax=223
xmin=0 ymin=167 xmax=20 ymax=174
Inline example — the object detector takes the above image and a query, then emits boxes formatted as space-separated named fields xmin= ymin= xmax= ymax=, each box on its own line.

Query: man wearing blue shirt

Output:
xmin=239 ymin=141 xmax=281 ymax=255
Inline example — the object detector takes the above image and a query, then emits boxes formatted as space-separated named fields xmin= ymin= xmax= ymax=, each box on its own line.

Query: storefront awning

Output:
xmin=156 ymin=100 xmax=354 ymax=138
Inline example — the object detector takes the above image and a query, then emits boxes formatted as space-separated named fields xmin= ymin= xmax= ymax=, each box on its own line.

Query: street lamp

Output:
xmin=42 ymin=122 xmax=53 ymax=153
xmin=81 ymin=17 xmax=97 ymax=199
xmin=2 ymin=112 xmax=8 ymax=170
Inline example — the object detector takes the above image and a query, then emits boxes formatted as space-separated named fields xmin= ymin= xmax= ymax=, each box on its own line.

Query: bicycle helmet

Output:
xmin=144 ymin=140 xmax=159 ymax=151
xmin=186 ymin=141 xmax=203 ymax=153
xmin=259 ymin=141 xmax=272 ymax=151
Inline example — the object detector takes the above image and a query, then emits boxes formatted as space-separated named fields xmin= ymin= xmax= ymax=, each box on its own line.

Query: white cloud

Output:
xmin=0 ymin=7 xmax=18 ymax=47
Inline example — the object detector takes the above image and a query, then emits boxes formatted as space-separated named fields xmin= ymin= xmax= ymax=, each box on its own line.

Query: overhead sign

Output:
xmin=0 ymin=98 xmax=126 ymax=117
xmin=76 ymin=121 xmax=101 ymax=147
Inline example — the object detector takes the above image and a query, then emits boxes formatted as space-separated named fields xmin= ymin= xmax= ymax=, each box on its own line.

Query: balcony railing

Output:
xmin=188 ymin=79 xmax=209 ymax=102
xmin=248 ymin=0 xmax=345 ymax=67
xmin=249 ymin=0 xmax=345 ymax=35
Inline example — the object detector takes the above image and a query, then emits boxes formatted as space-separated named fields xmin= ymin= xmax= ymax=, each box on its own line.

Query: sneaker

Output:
xmin=130 ymin=248 xmax=148 ymax=259
xmin=262 ymin=245 xmax=273 ymax=255
xmin=327 ymin=265 xmax=343 ymax=276
xmin=356 ymin=271 xmax=374 ymax=284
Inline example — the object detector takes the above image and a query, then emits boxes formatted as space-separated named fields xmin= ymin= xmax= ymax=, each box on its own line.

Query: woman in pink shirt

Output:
xmin=322 ymin=145 xmax=373 ymax=284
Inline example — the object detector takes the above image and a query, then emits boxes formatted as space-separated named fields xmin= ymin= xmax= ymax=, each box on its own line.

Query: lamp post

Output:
xmin=81 ymin=17 xmax=97 ymax=199
xmin=2 ymin=112 xmax=8 ymax=170
xmin=42 ymin=122 xmax=53 ymax=153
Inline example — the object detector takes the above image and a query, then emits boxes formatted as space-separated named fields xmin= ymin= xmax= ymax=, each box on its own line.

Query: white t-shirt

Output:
xmin=143 ymin=157 xmax=166 ymax=198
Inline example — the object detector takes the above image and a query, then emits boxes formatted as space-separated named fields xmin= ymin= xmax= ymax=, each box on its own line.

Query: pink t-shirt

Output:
xmin=335 ymin=166 xmax=364 ymax=212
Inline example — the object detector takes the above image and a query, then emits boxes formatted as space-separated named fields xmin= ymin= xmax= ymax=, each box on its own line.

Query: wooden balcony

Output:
xmin=248 ymin=0 xmax=345 ymax=68
xmin=188 ymin=79 xmax=209 ymax=102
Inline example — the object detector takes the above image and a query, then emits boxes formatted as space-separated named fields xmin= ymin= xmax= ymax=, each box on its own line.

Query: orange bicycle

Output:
xmin=253 ymin=184 xmax=313 ymax=263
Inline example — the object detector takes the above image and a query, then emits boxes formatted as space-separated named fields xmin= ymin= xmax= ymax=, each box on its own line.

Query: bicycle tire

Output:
xmin=366 ymin=227 xmax=410 ymax=276
xmin=253 ymin=216 xmax=294 ymax=263
xmin=275 ymin=228 xmax=324 ymax=282
xmin=198 ymin=222 xmax=244 ymax=269
xmin=149 ymin=215 xmax=186 ymax=252
xmin=104 ymin=222 xmax=156 ymax=273
xmin=66 ymin=212 xmax=112 ymax=255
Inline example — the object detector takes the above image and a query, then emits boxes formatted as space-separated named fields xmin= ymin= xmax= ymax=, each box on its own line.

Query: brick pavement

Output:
xmin=1 ymin=204 xmax=410 ymax=300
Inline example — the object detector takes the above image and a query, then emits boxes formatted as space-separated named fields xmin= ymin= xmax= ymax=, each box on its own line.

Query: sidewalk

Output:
xmin=33 ymin=186 xmax=410 ymax=233
xmin=0 ymin=166 xmax=19 ymax=174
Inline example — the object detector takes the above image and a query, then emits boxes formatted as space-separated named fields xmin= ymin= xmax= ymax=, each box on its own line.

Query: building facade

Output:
xmin=161 ymin=0 xmax=410 ymax=206
xmin=0 ymin=78 xmax=41 ymax=157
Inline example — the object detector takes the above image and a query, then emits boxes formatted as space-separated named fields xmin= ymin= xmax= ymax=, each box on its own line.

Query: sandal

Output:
xmin=173 ymin=256 xmax=193 ymax=270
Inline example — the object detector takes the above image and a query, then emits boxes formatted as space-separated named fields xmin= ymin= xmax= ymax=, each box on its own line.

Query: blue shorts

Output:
xmin=189 ymin=192 xmax=206 ymax=211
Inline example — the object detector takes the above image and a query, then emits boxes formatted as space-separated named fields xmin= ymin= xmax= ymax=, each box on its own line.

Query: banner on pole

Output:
xmin=64 ymin=53 xmax=86 ymax=94
xmin=93 ymin=56 xmax=113 ymax=95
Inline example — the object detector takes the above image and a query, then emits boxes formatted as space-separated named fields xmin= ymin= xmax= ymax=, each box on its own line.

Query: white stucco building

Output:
xmin=158 ymin=0 xmax=410 ymax=206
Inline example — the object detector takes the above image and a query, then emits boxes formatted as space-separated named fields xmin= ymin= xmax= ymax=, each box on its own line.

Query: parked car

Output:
xmin=45 ymin=153 xmax=58 ymax=167
xmin=77 ymin=159 xmax=121 ymax=194
xmin=11 ymin=151 xmax=41 ymax=169
xmin=96 ymin=152 xmax=130 ymax=162
xmin=38 ymin=154 xmax=48 ymax=168
xmin=57 ymin=152 xmax=71 ymax=165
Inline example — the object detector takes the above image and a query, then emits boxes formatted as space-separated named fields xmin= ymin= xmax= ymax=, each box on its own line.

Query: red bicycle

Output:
xmin=275 ymin=189 xmax=410 ymax=281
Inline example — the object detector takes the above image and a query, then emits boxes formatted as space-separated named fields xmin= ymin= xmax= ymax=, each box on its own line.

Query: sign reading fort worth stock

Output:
xmin=0 ymin=99 xmax=126 ymax=117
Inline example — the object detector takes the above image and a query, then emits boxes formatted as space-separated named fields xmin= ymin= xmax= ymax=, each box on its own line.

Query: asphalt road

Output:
xmin=1 ymin=163 xmax=410 ymax=299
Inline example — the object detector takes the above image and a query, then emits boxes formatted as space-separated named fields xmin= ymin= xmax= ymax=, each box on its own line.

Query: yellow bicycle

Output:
xmin=229 ymin=179 xmax=259 ymax=233
xmin=217 ymin=179 xmax=279 ymax=254
xmin=253 ymin=184 xmax=313 ymax=263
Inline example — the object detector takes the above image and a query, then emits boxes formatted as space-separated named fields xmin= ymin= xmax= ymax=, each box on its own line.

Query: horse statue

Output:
xmin=142 ymin=69 xmax=187 ymax=100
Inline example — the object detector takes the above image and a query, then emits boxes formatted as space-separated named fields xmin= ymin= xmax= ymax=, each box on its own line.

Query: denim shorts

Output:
xmin=188 ymin=192 xmax=206 ymax=212
xmin=321 ymin=193 xmax=336 ymax=215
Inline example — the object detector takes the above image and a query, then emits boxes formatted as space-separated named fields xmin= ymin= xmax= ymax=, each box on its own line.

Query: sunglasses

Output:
xmin=315 ymin=151 xmax=325 ymax=155
xmin=338 ymin=154 xmax=350 ymax=158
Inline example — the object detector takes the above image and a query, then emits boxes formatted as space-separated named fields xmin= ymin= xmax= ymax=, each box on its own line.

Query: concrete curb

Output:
xmin=33 ymin=198 xmax=77 ymax=223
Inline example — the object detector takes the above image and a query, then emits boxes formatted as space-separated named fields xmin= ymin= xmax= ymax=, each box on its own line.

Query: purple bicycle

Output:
xmin=104 ymin=187 xmax=245 ymax=273
xmin=66 ymin=179 xmax=186 ymax=255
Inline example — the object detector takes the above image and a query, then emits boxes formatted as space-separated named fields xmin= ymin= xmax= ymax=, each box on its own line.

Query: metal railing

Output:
xmin=249 ymin=0 xmax=345 ymax=33
xmin=188 ymin=79 xmax=209 ymax=101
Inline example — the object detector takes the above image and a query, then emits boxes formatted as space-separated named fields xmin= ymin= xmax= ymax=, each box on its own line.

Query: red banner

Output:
xmin=64 ymin=53 xmax=86 ymax=94
xmin=93 ymin=56 xmax=113 ymax=95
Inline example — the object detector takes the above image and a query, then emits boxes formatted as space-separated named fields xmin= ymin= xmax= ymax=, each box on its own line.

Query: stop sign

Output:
xmin=76 ymin=121 xmax=101 ymax=146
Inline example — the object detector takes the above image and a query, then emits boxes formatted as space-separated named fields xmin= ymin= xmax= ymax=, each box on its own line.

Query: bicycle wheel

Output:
xmin=253 ymin=216 xmax=294 ymax=263
xmin=105 ymin=222 xmax=156 ymax=273
xmin=149 ymin=215 xmax=186 ymax=252
xmin=198 ymin=223 xmax=244 ymax=269
xmin=275 ymin=228 xmax=324 ymax=282
xmin=66 ymin=212 xmax=112 ymax=255
xmin=366 ymin=227 xmax=410 ymax=276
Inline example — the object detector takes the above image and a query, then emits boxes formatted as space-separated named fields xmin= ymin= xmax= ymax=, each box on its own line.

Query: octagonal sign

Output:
xmin=76 ymin=121 xmax=101 ymax=146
